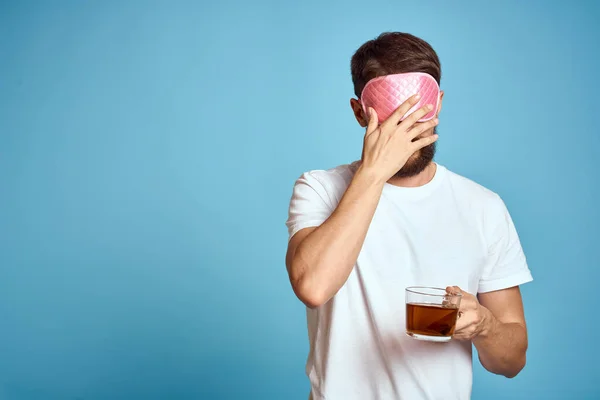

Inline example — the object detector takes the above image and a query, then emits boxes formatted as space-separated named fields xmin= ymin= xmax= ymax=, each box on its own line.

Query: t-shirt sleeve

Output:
xmin=286 ymin=172 xmax=334 ymax=240
xmin=478 ymin=195 xmax=533 ymax=293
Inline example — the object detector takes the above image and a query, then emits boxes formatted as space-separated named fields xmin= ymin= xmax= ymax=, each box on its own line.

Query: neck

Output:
xmin=387 ymin=162 xmax=437 ymax=188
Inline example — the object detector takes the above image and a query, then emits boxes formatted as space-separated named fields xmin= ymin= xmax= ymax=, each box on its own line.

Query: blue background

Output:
xmin=1 ymin=0 xmax=598 ymax=399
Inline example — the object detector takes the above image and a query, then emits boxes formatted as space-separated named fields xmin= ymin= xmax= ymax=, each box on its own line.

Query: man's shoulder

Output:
xmin=298 ymin=161 xmax=359 ymax=193
xmin=443 ymin=166 xmax=504 ymax=207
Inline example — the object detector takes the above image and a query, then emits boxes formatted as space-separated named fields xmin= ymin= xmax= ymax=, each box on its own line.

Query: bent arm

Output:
xmin=474 ymin=286 xmax=529 ymax=378
xmin=285 ymin=166 xmax=384 ymax=308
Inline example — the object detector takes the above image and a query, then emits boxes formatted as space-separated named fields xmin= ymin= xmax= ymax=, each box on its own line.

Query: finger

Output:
xmin=382 ymin=94 xmax=421 ymax=128
xmin=366 ymin=107 xmax=379 ymax=136
xmin=452 ymin=328 xmax=472 ymax=340
xmin=452 ymin=332 xmax=472 ymax=341
xmin=446 ymin=286 xmax=458 ymax=295
xmin=446 ymin=286 xmax=463 ymax=296
xmin=398 ymin=103 xmax=435 ymax=130
xmin=454 ymin=317 xmax=467 ymax=332
xmin=456 ymin=292 xmax=478 ymax=312
xmin=410 ymin=133 xmax=439 ymax=151
xmin=458 ymin=301 xmax=475 ymax=313
xmin=408 ymin=118 xmax=439 ymax=139
xmin=454 ymin=314 xmax=476 ymax=332
xmin=452 ymin=327 xmax=471 ymax=337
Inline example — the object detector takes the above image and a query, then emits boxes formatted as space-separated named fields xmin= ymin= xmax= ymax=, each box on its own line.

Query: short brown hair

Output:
xmin=350 ymin=32 xmax=442 ymax=98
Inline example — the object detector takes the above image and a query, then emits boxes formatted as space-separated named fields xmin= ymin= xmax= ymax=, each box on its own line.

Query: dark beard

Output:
xmin=393 ymin=127 xmax=437 ymax=179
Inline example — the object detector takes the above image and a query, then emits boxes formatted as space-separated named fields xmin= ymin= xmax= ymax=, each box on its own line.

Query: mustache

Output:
xmin=394 ymin=127 xmax=438 ymax=179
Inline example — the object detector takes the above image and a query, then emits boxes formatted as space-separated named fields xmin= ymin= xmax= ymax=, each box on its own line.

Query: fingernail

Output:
xmin=415 ymin=94 xmax=421 ymax=100
xmin=426 ymin=104 xmax=433 ymax=110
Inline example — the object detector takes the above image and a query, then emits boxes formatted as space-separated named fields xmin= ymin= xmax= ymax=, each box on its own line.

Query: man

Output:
xmin=284 ymin=32 xmax=533 ymax=400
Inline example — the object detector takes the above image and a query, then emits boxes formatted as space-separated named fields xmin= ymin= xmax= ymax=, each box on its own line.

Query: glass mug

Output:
xmin=405 ymin=286 xmax=462 ymax=342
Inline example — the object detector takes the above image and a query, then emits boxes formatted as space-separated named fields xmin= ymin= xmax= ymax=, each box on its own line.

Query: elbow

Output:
xmin=502 ymin=355 xmax=527 ymax=379
xmin=291 ymin=276 xmax=329 ymax=309
xmin=503 ymin=368 xmax=523 ymax=379
xmin=288 ymin=255 xmax=330 ymax=308
xmin=480 ymin=351 xmax=527 ymax=379
xmin=503 ymin=327 xmax=528 ymax=378
xmin=301 ymin=295 xmax=327 ymax=309
xmin=505 ymin=340 xmax=528 ymax=378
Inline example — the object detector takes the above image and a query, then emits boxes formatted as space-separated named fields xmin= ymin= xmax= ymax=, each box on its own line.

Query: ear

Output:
xmin=436 ymin=90 xmax=444 ymax=116
xmin=350 ymin=98 xmax=368 ymax=127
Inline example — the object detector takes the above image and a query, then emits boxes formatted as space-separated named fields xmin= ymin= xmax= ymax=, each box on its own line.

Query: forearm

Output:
xmin=290 ymin=166 xmax=384 ymax=307
xmin=473 ymin=308 xmax=528 ymax=378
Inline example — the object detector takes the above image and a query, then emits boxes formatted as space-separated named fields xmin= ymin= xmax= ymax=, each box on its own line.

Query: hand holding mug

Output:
xmin=446 ymin=286 xmax=492 ymax=341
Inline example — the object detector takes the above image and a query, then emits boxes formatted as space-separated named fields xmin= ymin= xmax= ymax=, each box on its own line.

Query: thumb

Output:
xmin=446 ymin=286 xmax=464 ymax=295
xmin=366 ymin=107 xmax=378 ymax=135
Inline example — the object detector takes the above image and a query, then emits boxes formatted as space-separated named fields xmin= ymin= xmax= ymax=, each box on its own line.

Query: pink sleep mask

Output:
xmin=359 ymin=72 xmax=440 ymax=123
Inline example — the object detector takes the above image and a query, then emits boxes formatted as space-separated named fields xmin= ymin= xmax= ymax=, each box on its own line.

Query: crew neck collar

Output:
xmin=383 ymin=163 xmax=446 ymax=200
xmin=348 ymin=161 xmax=447 ymax=200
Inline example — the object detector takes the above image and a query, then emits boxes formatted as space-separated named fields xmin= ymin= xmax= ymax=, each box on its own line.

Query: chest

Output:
xmin=357 ymin=196 xmax=488 ymax=294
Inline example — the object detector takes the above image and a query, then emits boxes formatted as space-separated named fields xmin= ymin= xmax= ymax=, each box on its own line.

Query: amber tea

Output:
xmin=406 ymin=303 xmax=459 ymax=337
xmin=405 ymin=287 xmax=462 ymax=342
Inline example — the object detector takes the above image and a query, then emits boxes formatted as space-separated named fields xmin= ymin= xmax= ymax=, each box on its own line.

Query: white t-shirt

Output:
xmin=285 ymin=162 xmax=533 ymax=400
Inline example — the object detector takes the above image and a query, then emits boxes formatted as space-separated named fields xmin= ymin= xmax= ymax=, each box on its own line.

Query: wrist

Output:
xmin=476 ymin=306 xmax=497 ymax=340
xmin=354 ymin=164 xmax=387 ymax=188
